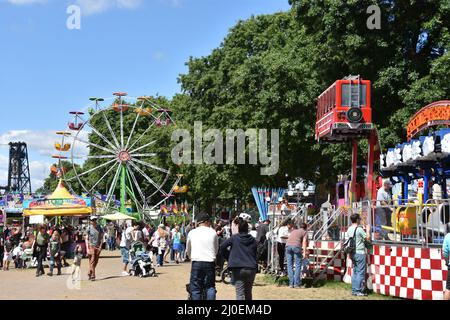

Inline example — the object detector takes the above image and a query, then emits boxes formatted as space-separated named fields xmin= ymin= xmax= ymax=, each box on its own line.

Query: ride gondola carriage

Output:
xmin=68 ymin=112 xmax=85 ymax=131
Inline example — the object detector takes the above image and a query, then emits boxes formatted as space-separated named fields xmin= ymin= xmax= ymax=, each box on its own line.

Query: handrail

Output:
xmin=311 ymin=206 xmax=349 ymax=278
xmin=312 ymin=242 xmax=344 ymax=284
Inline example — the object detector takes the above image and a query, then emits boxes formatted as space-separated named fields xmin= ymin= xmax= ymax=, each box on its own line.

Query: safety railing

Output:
xmin=368 ymin=198 xmax=449 ymax=248
xmin=311 ymin=206 xmax=351 ymax=280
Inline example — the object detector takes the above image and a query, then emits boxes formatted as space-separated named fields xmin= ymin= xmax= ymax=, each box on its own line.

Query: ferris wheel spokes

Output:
xmin=103 ymin=163 xmax=122 ymax=213
xmin=101 ymin=111 xmax=121 ymax=150
xmin=125 ymin=112 xmax=141 ymax=150
xmin=130 ymin=153 xmax=157 ymax=158
xmin=125 ymin=99 xmax=160 ymax=151
xmin=127 ymin=119 xmax=158 ymax=152
xmin=132 ymin=157 xmax=169 ymax=174
xmin=66 ymin=158 xmax=117 ymax=182
xmin=72 ymin=135 xmax=117 ymax=155
xmin=126 ymin=163 xmax=148 ymax=211
xmin=149 ymin=175 xmax=182 ymax=211
xmin=72 ymin=154 xmax=117 ymax=160
xmin=88 ymin=161 xmax=120 ymax=195
xmin=128 ymin=161 xmax=168 ymax=197
xmin=129 ymin=140 xmax=157 ymax=155
xmin=79 ymin=117 xmax=120 ymax=152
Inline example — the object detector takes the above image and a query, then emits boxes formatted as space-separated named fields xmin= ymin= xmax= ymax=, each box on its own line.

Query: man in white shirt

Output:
xmin=276 ymin=221 xmax=291 ymax=274
xmin=119 ymin=224 xmax=134 ymax=276
xmin=186 ymin=213 xmax=219 ymax=300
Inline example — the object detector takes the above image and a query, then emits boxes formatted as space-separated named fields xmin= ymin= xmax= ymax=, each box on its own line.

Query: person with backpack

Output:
xmin=345 ymin=213 xmax=371 ymax=297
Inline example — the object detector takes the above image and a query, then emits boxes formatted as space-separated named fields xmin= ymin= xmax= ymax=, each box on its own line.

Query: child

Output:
xmin=3 ymin=236 xmax=13 ymax=271
xmin=47 ymin=231 xmax=62 ymax=276
xmin=71 ymin=244 xmax=83 ymax=283
xmin=12 ymin=240 xmax=24 ymax=269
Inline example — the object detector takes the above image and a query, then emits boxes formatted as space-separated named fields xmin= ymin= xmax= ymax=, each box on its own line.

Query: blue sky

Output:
xmin=0 ymin=0 xmax=290 ymax=190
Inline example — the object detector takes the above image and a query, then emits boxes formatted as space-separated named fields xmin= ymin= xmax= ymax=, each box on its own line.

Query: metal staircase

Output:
xmin=307 ymin=206 xmax=349 ymax=283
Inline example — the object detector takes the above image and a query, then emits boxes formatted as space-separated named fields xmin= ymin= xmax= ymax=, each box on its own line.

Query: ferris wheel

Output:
xmin=54 ymin=92 xmax=180 ymax=218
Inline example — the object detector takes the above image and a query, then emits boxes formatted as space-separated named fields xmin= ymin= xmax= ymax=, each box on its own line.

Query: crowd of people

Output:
xmin=2 ymin=210 xmax=448 ymax=301
xmin=186 ymin=212 xmax=314 ymax=300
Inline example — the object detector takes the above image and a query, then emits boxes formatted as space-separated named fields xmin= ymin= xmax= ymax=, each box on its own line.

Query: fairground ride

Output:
xmin=53 ymin=93 xmax=181 ymax=221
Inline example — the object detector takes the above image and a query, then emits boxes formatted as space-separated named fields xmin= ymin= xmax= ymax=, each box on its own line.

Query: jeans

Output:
xmin=49 ymin=255 xmax=61 ymax=274
xmin=351 ymin=253 xmax=366 ymax=294
xmin=286 ymin=246 xmax=302 ymax=287
xmin=180 ymin=244 xmax=186 ymax=260
xmin=189 ymin=261 xmax=216 ymax=301
xmin=232 ymin=268 xmax=257 ymax=301
xmin=157 ymin=250 xmax=165 ymax=266
xmin=107 ymin=236 xmax=116 ymax=251
xmin=376 ymin=208 xmax=391 ymax=238
xmin=36 ymin=245 xmax=47 ymax=275
xmin=170 ymin=243 xmax=175 ymax=261
xmin=88 ymin=246 xmax=101 ymax=279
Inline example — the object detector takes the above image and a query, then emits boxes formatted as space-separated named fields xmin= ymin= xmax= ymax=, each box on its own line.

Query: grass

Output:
xmin=261 ymin=274 xmax=400 ymax=300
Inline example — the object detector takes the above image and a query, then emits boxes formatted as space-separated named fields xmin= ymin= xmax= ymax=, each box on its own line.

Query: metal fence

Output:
xmin=363 ymin=199 xmax=449 ymax=247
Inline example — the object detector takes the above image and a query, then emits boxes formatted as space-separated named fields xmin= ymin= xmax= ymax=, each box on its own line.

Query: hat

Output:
xmin=196 ymin=213 xmax=211 ymax=224
xmin=90 ymin=216 xmax=98 ymax=221
xmin=158 ymin=224 xmax=165 ymax=228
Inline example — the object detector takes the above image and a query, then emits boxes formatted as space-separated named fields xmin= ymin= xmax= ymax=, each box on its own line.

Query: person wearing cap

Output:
xmin=186 ymin=213 xmax=219 ymax=300
xmin=376 ymin=180 xmax=393 ymax=240
xmin=85 ymin=216 xmax=104 ymax=281
xmin=119 ymin=222 xmax=134 ymax=276
xmin=32 ymin=224 xmax=50 ymax=277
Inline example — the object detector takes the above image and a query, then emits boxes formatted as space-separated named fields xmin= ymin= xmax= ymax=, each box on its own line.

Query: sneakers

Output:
xmin=352 ymin=292 xmax=368 ymax=297
xmin=122 ymin=271 xmax=130 ymax=277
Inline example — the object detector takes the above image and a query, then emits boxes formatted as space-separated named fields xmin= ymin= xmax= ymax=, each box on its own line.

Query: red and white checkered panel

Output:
xmin=309 ymin=241 xmax=346 ymax=281
xmin=345 ymin=245 xmax=448 ymax=300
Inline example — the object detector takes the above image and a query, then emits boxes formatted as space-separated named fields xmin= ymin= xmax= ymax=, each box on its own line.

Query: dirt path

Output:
xmin=0 ymin=251 xmax=388 ymax=300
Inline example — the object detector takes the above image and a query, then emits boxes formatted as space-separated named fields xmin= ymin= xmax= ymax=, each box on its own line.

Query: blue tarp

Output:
xmin=251 ymin=187 xmax=285 ymax=221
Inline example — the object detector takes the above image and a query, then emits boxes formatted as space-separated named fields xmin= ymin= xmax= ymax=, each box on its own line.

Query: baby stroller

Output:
xmin=128 ymin=241 xmax=156 ymax=278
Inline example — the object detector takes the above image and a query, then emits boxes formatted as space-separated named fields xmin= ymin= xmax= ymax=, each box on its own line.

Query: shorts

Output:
xmin=3 ymin=252 xmax=12 ymax=262
xmin=447 ymin=266 xmax=450 ymax=291
xmin=120 ymin=247 xmax=130 ymax=264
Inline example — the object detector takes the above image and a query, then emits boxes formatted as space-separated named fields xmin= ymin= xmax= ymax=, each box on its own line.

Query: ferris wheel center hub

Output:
xmin=118 ymin=150 xmax=131 ymax=163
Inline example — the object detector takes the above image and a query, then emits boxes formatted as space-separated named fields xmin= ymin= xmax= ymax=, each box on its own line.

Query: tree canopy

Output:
xmin=40 ymin=1 xmax=449 ymax=213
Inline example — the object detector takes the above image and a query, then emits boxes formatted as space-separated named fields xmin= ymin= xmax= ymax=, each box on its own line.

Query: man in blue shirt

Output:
xmin=443 ymin=232 xmax=450 ymax=301
xmin=346 ymin=213 xmax=371 ymax=297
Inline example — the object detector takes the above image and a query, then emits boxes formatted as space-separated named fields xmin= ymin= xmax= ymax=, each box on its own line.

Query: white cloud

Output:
xmin=75 ymin=0 xmax=142 ymax=15
xmin=0 ymin=129 xmax=91 ymax=191
xmin=117 ymin=0 xmax=141 ymax=9
xmin=29 ymin=160 xmax=52 ymax=191
xmin=0 ymin=130 xmax=89 ymax=158
xmin=0 ymin=151 xmax=50 ymax=192
xmin=152 ymin=51 xmax=166 ymax=61
xmin=6 ymin=0 xmax=47 ymax=5
xmin=0 ymin=130 xmax=55 ymax=157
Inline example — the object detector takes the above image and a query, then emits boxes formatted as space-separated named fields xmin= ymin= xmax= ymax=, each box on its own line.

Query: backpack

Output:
xmin=343 ymin=227 xmax=359 ymax=256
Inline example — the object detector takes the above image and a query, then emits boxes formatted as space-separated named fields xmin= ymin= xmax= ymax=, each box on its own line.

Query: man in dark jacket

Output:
xmin=219 ymin=218 xmax=257 ymax=300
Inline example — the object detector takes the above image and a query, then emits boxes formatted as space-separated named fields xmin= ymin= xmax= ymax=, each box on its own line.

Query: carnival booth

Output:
xmin=313 ymin=77 xmax=449 ymax=300
xmin=23 ymin=180 xmax=94 ymax=218
xmin=341 ymin=101 xmax=450 ymax=300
